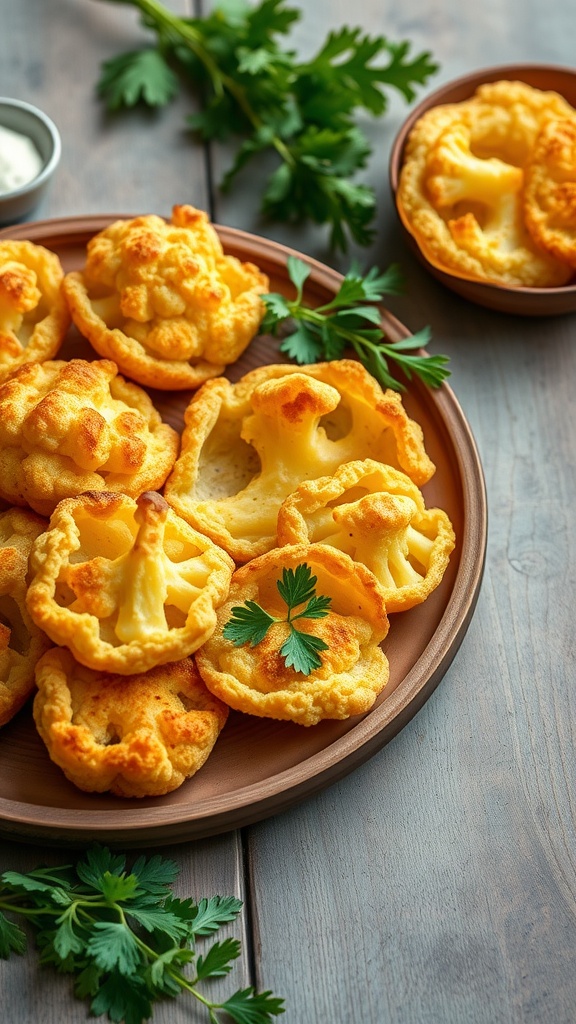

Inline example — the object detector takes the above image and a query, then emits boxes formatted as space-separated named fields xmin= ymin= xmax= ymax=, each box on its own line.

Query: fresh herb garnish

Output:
xmin=223 ymin=563 xmax=332 ymax=676
xmin=95 ymin=0 xmax=438 ymax=250
xmin=0 ymin=846 xmax=284 ymax=1024
xmin=261 ymin=254 xmax=451 ymax=391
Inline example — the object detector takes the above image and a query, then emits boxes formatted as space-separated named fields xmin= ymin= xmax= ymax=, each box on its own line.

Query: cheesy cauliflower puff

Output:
xmin=63 ymin=205 xmax=270 ymax=389
xmin=26 ymin=490 xmax=234 ymax=675
xmin=0 ymin=239 xmax=70 ymax=384
xmin=34 ymin=651 xmax=228 ymax=798
xmin=196 ymin=543 xmax=390 ymax=727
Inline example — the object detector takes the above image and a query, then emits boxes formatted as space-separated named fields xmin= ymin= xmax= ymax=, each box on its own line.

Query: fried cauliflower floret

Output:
xmin=63 ymin=205 xmax=269 ymax=389
xmin=277 ymin=459 xmax=455 ymax=613
xmin=164 ymin=359 xmax=435 ymax=562
xmin=0 ymin=357 xmax=179 ymax=516
xmin=0 ymin=240 xmax=70 ymax=384
xmin=26 ymin=490 xmax=234 ymax=675
xmin=196 ymin=543 xmax=389 ymax=726
xmin=0 ymin=507 xmax=52 ymax=727
xmin=470 ymin=80 xmax=575 ymax=165
xmin=33 ymin=650 xmax=228 ymax=797
xmin=397 ymin=81 xmax=575 ymax=287
xmin=524 ymin=117 xmax=576 ymax=269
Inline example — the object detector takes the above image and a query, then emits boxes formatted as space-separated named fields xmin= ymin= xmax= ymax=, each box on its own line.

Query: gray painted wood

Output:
xmin=1 ymin=1 xmax=575 ymax=1023
xmin=227 ymin=3 xmax=576 ymax=1023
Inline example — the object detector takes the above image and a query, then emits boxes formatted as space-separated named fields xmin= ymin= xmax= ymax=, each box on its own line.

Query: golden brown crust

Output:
xmin=195 ymin=543 xmax=390 ymax=726
xmin=164 ymin=359 xmax=435 ymax=562
xmin=0 ymin=506 xmax=52 ymax=727
xmin=524 ymin=117 xmax=576 ymax=268
xmin=0 ymin=357 xmax=179 ymax=516
xmin=277 ymin=459 xmax=455 ymax=613
xmin=62 ymin=205 xmax=269 ymax=389
xmin=0 ymin=240 xmax=70 ymax=385
xmin=26 ymin=490 xmax=234 ymax=674
xmin=33 ymin=650 xmax=228 ymax=797
xmin=397 ymin=81 xmax=575 ymax=287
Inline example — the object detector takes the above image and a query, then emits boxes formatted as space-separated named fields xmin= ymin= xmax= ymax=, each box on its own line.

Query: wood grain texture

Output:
xmin=208 ymin=2 xmax=576 ymax=1023
xmin=0 ymin=4 xmax=248 ymax=1022
xmin=0 ymin=0 xmax=209 ymax=218
xmin=0 ymin=1 xmax=575 ymax=1023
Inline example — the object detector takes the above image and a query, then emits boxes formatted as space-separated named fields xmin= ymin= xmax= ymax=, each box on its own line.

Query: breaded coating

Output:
xmin=0 ymin=357 xmax=179 ymax=516
xmin=469 ymin=81 xmax=575 ymax=165
xmin=63 ymin=205 xmax=269 ymax=389
xmin=524 ymin=117 xmax=576 ymax=269
xmin=0 ymin=240 xmax=70 ymax=384
xmin=26 ymin=490 xmax=234 ymax=674
xmin=0 ymin=507 xmax=52 ymax=727
xmin=277 ymin=459 xmax=455 ymax=613
xmin=397 ymin=81 xmax=575 ymax=287
xmin=164 ymin=359 xmax=435 ymax=563
xmin=33 ymin=650 xmax=228 ymax=797
xmin=196 ymin=543 xmax=390 ymax=726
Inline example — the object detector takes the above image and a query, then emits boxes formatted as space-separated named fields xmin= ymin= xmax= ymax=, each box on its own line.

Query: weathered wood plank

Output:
xmin=1 ymin=2 xmax=575 ymax=1023
xmin=220 ymin=2 xmax=576 ymax=1023
xmin=0 ymin=4 xmax=249 ymax=1022
xmin=0 ymin=0 xmax=209 ymax=218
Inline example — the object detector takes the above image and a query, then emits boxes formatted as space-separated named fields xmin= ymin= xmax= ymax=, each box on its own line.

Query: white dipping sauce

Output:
xmin=0 ymin=123 xmax=44 ymax=194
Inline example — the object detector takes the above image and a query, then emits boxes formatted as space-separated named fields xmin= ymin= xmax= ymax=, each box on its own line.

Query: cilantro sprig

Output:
xmin=0 ymin=846 xmax=284 ymax=1024
xmin=95 ymin=0 xmax=438 ymax=250
xmin=223 ymin=563 xmax=332 ymax=676
xmin=261 ymin=255 xmax=451 ymax=392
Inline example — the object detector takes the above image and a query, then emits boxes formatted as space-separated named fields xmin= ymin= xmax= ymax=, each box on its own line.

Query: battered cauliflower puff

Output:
xmin=277 ymin=459 xmax=455 ymax=613
xmin=470 ymin=81 xmax=575 ymax=165
xmin=397 ymin=81 xmax=575 ymax=287
xmin=0 ymin=240 xmax=70 ymax=384
xmin=63 ymin=205 xmax=269 ymax=389
xmin=0 ymin=507 xmax=52 ymax=727
xmin=33 ymin=651 xmax=228 ymax=798
xmin=196 ymin=544 xmax=389 ymax=726
xmin=0 ymin=357 xmax=179 ymax=516
xmin=524 ymin=117 xmax=576 ymax=269
xmin=26 ymin=490 xmax=234 ymax=674
xmin=164 ymin=359 xmax=435 ymax=563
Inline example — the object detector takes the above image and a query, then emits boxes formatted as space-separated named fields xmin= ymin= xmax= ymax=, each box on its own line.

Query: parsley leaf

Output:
xmin=0 ymin=912 xmax=27 ymax=957
xmin=280 ymin=628 xmax=328 ymax=675
xmin=221 ymin=986 xmax=287 ymax=1024
xmin=189 ymin=895 xmax=244 ymax=937
xmin=224 ymin=600 xmax=277 ymax=647
xmin=195 ymin=937 xmax=241 ymax=980
xmin=261 ymin=256 xmax=451 ymax=392
xmin=97 ymin=49 xmax=179 ymax=109
xmin=224 ymin=563 xmax=332 ymax=676
xmin=94 ymin=0 xmax=438 ymax=249
xmin=0 ymin=845 xmax=285 ymax=1024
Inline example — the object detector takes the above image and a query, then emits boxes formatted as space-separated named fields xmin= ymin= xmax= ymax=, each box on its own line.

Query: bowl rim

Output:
xmin=0 ymin=96 xmax=61 ymax=199
xmin=388 ymin=62 xmax=576 ymax=299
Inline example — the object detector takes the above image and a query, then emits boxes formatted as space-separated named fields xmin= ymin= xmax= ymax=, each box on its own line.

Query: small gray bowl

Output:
xmin=0 ymin=97 xmax=61 ymax=225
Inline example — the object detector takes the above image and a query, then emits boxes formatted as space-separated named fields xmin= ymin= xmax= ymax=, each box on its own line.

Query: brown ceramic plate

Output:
xmin=0 ymin=215 xmax=486 ymax=847
xmin=389 ymin=63 xmax=576 ymax=315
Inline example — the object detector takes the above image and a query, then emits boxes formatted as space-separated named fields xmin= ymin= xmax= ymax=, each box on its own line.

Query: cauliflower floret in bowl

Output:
xmin=390 ymin=64 xmax=576 ymax=314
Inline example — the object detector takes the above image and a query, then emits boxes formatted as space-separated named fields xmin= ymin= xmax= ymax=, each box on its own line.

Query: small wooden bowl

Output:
xmin=389 ymin=64 xmax=576 ymax=316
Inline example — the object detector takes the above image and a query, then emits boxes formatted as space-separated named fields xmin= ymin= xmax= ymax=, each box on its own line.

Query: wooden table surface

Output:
xmin=1 ymin=2 xmax=575 ymax=1022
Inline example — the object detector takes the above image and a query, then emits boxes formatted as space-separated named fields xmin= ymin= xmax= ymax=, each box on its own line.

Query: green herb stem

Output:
xmin=96 ymin=0 xmax=438 ymax=248
xmin=111 ymin=0 xmax=296 ymax=167
xmin=0 ymin=846 xmax=284 ymax=1023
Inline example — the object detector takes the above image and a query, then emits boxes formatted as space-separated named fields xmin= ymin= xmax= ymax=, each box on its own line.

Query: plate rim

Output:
xmin=0 ymin=215 xmax=487 ymax=846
